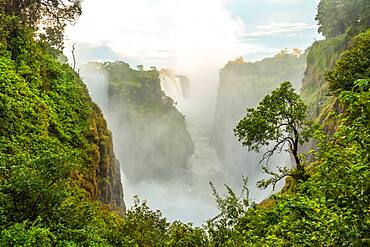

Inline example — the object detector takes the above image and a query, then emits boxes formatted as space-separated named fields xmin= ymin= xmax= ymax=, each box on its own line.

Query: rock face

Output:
xmin=211 ymin=53 xmax=306 ymax=192
xmin=78 ymin=63 xmax=125 ymax=209
xmin=81 ymin=62 xmax=194 ymax=184
xmin=300 ymin=34 xmax=348 ymax=120
xmin=88 ymin=105 xmax=125 ymax=210
xmin=298 ymin=34 xmax=350 ymax=159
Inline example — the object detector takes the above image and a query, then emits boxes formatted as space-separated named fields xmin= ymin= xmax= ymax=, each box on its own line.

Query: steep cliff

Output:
xmin=301 ymin=0 xmax=370 ymax=123
xmin=0 ymin=19 xmax=124 ymax=211
xmin=212 ymin=53 xmax=306 ymax=187
xmin=301 ymin=34 xmax=349 ymax=121
xmin=81 ymin=62 xmax=194 ymax=184
xmin=87 ymin=105 xmax=125 ymax=209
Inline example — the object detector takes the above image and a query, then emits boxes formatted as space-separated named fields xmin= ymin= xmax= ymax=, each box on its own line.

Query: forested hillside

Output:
xmin=205 ymin=0 xmax=370 ymax=245
xmin=0 ymin=1 xmax=127 ymax=245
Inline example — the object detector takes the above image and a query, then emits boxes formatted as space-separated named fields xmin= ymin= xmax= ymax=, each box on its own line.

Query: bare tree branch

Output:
xmin=72 ymin=42 xmax=76 ymax=70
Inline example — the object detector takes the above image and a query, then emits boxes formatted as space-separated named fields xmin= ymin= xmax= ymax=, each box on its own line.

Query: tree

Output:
xmin=234 ymin=81 xmax=312 ymax=188
xmin=316 ymin=0 xmax=370 ymax=38
xmin=326 ymin=29 xmax=370 ymax=92
xmin=136 ymin=64 xmax=144 ymax=71
xmin=0 ymin=0 xmax=82 ymax=49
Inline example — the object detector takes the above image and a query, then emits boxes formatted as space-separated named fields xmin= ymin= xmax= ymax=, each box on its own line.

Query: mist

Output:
xmin=76 ymin=0 xmax=244 ymax=225
xmin=79 ymin=64 xmax=221 ymax=225
xmin=212 ymin=53 xmax=307 ymax=200
xmin=79 ymin=53 xmax=306 ymax=225
xmin=68 ymin=0 xmax=318 ymax=226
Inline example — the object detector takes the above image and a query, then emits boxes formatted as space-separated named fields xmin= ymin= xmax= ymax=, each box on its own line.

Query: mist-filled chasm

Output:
xmin=79 ymin=50 xmax=306 ymax=225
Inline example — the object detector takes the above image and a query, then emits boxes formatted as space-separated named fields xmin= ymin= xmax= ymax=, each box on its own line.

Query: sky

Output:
xmin=64 ymin=0 xmax=322 ymax=69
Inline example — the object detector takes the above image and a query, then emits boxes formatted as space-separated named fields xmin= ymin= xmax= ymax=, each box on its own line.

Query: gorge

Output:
xmin=1 ymin=0 xmax=369 ymax=245
xmin=79 ymin=49 xmax=307 ymax=224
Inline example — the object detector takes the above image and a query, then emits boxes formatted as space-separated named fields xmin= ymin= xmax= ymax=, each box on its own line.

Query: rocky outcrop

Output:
xmin=81 ymin=62 xmax=194 ymax=184
xmin=300 ymin=34 xmax=348 ymax=119
xmin=87 ymin=105 xmax=125 ymax=210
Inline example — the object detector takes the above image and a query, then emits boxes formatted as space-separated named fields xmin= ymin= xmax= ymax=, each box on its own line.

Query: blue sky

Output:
xmin=227 ymin=0 xmax=321 ymax=57
xmin=65 ymin=0 xmax=322 ymax=68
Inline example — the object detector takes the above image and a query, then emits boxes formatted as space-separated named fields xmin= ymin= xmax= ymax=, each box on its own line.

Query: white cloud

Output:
xmin=65 ymin=0 xmax=274 ymax=68
xmin=170 ymin=0 xmax=244 ymax=71
xmin=65 ymin=1 xmax=317 ymax=67
xmin=243 ymin=21 xmax=316 ymax=38
xmin=65 ymin=0 xmax=174 ymax=61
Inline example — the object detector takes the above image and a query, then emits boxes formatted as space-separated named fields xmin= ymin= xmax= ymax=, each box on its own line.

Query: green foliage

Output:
xmin=300 ymin=33 xmax=348 ymax=118
xmin=235 ymin=82 xmax=308 ymax=152
xmin=0 ymin=0 xmax=82 ymax=49
xmin=104 ymin=61 xmax=170 ymax=112
xmin=207 ymin=178 xmax=249 ymax=246
xmin=100 ymin=197 xmax=208 ymax=246
xmin=207 ymin=83 xmax=370 ymax=245
xmin=0 ymin=10 xmax=202 ymax=245
xmin=165 ymin=221 xmax=209 ymax=247
xmin=306 ymin=1 xmax=370 ymax=119
xmin=120 ymin=197 xmax=169 ymax=246
xmin=213 ymin=50 xmax=307 ymax=180
xmin=1 ymin=220 xmax=55 ymax=246
xmin=326 ymin=29 xmax=370 ymax=92
xmin=0 ymin=12 xmax=125 ymax=246
xmin=303 ymin=83 xmax=370 ymax=244
xmin=316 ymin=0 xmax=370 ymax=38
xmin=0 ymin=19 xmax=94 ymax=230
xmin=208 ymin=33 xmax=370 ymax=245
xmin=235 ymin=82 xmax=313 ymax=187
xmin=1 ymin=0 xmax=369 ymax=245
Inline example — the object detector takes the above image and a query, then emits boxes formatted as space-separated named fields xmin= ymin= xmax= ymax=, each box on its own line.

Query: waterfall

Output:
xmin=80 ymin=63 xmax=109 ymax=116
xmin=160 ymin=69 xmax=185 ymax=103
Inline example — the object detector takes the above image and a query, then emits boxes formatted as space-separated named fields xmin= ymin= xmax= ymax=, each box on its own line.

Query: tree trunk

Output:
xmin=292 ymin=131 xmax=306 ymax=181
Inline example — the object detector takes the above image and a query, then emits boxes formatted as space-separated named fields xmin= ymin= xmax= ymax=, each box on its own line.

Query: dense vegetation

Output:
xmin=0 ymin=6 xmax=129 ymax=245
xmin=206 ymin=0 xmax=370 ymax=244
xmin=300 ymin=33 xmax=348 ymax=118
xmin=0 ymin=0 xmax=82 ymax=49
xmin=0 ymin=0 xmax=369 ymax=245
xmin=316 ymin=0 xmax=370 ymax=38
xmin=303 ymin=0 xmax=370 ymax=120
xmin=106 ymin=61 xmax=194 ymax=183
xmin=326 ymin=30 xmax=370 ymax=92
xmin=204 ymin=21 xmax=370 ymax=244
xmin=210 ymin=79 xmax=369 ymax=246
